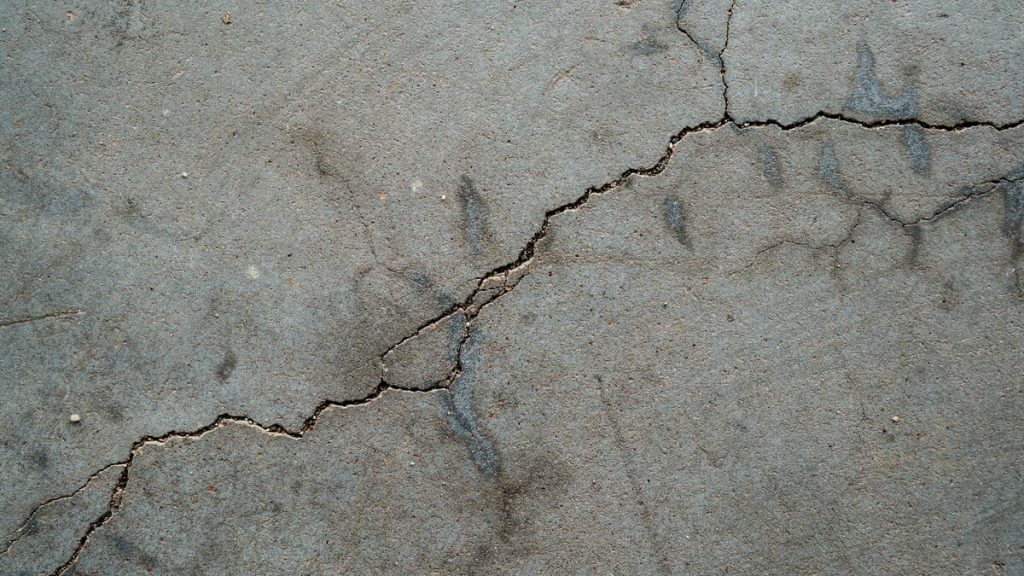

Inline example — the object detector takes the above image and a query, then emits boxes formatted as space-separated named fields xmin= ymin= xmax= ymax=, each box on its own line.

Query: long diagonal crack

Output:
xmin=17 ymin=6 xmax=1024 ymax=569
xmin=36 ymin=111 xmax=1024 ymax=575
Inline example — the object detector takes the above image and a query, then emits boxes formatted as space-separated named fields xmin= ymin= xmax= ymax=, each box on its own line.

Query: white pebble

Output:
xmin=69 ymin=414 xmax=81 ymax=423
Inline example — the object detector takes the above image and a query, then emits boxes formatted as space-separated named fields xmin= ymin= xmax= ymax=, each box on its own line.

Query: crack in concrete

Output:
xmin=897 ymin=174 xmax=1023 ymax=227
xmin=721 ymin=0 xmax=736 ymax=117
xmin=44 ymin=109 xmax=1023 ymax=573
xmin=23 ymin=13 xmax=1024 ymax=566
xmin=674 ymin=0 xmax=735 ymax=117
xmin=730 ymin=212 xmax=864 ymax=277
xmin=0 ymin=463 xmax=124 ymax=557
xmin=42 ymin=380 xmax=448 ymax=575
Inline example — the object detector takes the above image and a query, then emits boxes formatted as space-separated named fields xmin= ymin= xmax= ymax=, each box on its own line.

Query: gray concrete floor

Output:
xmin=2 ymin=1 xmax=1023 ymax=574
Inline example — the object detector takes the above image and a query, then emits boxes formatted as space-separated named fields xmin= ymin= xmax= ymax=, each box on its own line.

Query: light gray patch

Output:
xmin=438 ymin=339 xmax=500 ymax=477
xmin=843 ymin=43 xmax=917 ymax=120
xmin=663 ymin=197 xmax=691 ymax=247
xmin=760 ymin=145 xmax=783 ymax=187
xmin=457 ymin=175 xmax=489 ymax=256
xmin=818 ymin=140 xmax=848 ymax=196
xmin=902 ymin=126 xmax=931 ymax=173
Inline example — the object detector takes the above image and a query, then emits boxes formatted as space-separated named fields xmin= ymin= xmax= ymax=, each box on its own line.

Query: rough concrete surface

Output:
xmin=0 ymin=1 xmax=1021 ymax=575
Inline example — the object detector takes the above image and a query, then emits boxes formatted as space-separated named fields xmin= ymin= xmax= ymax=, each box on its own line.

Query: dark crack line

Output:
xmin=45 ymin=378 xmax=449 ymax=575
xmin=38 ymin=110 xmax=1024 ymax=573
xmin=731 ymin=212 xmax=864 ymax=277
xmin=0 ymin=463 xmax=124 ymax=557
xmin=860 ymin=175 xmax=1021 ymax=229
xmin=673 ymin=0 xmax=734 ymax=117
xmin=721 ymin=0 xmax=736 ymax=117
xmin=904 ymin=175 xmax=1022 ymax=227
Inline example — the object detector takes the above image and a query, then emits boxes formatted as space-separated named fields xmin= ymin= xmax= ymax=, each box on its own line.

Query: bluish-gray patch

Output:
xmin=663 ymin=197 xmax=690 ymax=247
xmin=760 ymin=145 xmax=782 ymax=187
xmin=818 ymin=140 xmax=848 ymax=196
xmin=902 ymin=126 xmax=931 ymax=173
xmin=844 ymin=43 xmax=917 ymax=120
xmin=630 ymin=25 xmax=669 ymax=56
xmin=408 ymin=270 xmax=455 ymax=309
xmin=439 ymin=339 xmax=500 ymax=476
xmin=1003 ymin=178 xmax=1024 ymax=241
xmin=457 ymin=175 xmax=488 ymax=256
xmin=445 ymin=315 xmax=464 ymax=366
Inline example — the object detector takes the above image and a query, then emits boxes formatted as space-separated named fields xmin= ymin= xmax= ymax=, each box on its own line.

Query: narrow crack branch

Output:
xmin=861 ymin=174 xmax=1021 ymax=228
xmin=0 ymin=462 xmax=123 ymax=558
xmin=731 ymin=212 xmax=863 ymax=276
xmin=721 ymin=0 xmax=736 ymax=117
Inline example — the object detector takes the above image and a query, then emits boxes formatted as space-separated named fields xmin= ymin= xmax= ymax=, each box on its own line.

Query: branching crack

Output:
xmin=731 ymin=212 xmax=864 ymax=276
xmin=32 ymin=107 xmax=1024 ymax=574
xmin=0 ymin=463 xmax=123 ymax=557
xmin=24 ymin=15 xmax=1024 ymax=563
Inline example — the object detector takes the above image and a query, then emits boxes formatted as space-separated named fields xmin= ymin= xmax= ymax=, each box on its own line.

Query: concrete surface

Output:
xmin=1 ymin=1 xmax=1021 ymax=575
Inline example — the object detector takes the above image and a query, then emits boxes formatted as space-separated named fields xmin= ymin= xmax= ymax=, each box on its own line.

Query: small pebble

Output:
xmin=221 ymin=13 xmax=232 ymax=25
xmin=891 ymin=415 xmax=901 ymax=423
xmin=69 ymin=414 xmax=81 ymax=423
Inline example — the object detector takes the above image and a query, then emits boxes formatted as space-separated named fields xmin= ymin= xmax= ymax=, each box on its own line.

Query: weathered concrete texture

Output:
xmin=0 ymin=0 xmax=719 ymax=546
xmin=2 ymin=1 xmax=1024 ymax=575
xmin=726 ymin=1 xmax=1024 ymax=125
xmin=52 ymin=123 xmax=1024 ymax=575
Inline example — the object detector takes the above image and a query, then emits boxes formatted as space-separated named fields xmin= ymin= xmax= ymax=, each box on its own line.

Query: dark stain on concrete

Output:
xmin=938 ymin=281 xmax=958 ymax=311
xmin=630 ymin=25 xmax=669 ymax=56
xmin=457 ymin=175 xmax=490 ymax=256
xmin=468 ymin=454 xmax=572 ymax=572
xmin=844 ymin=43 xmax=917 ymax=120
xmin=1002 ymin=178 xmax=1024 ymax=242
xmin=407 ymin=269 xmax=456 ymax=309
xmin=108 ymin=533 xmax=158 ymax=569
xmin=439 ymin=340 xmax=499 ymax=477
xmin=215 ymin=349 xmax=237 ymax=382
xmin=29 ymin=450 xmax=48 ymax=470
xmin=902 ymin=126 xmax=931 ymax=173
xmin=906 ymin=224 xmax=922 ymax=266
xmin=818 ymin=140 xmax=849 ymax=196
xmin=761 ymin=145 xmax=783 ymax=187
